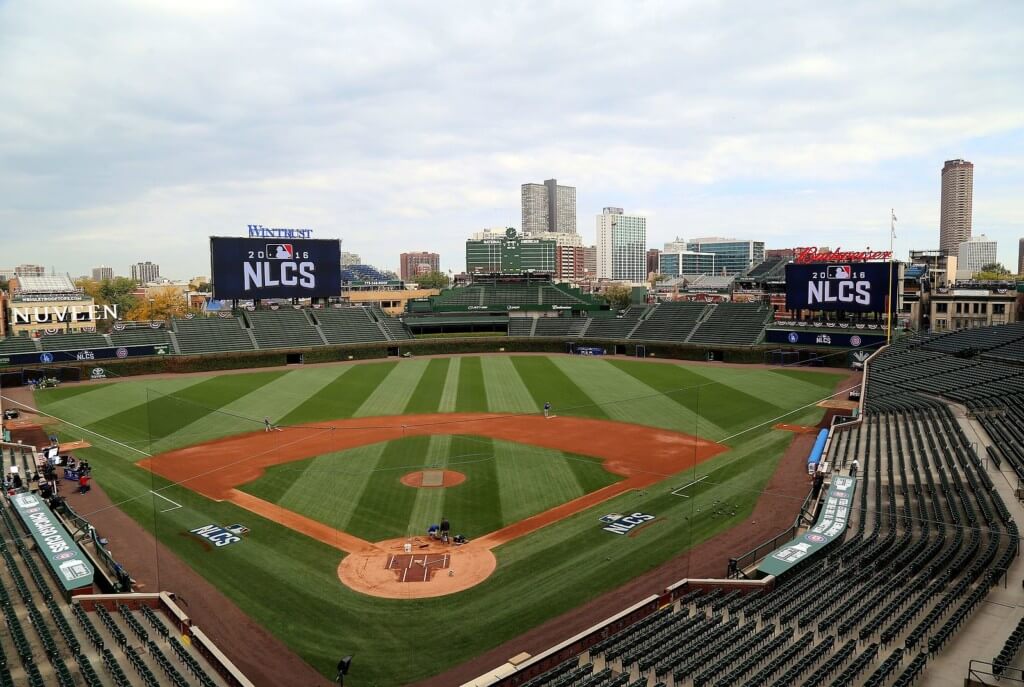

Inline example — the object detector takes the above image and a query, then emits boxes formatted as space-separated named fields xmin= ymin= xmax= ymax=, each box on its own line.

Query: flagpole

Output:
xmin=884 ymin=205 xmax=892 ymax=341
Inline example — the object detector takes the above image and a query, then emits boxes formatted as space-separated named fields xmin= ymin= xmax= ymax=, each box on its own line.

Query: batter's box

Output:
xmin=386 ymin=553 xmax=451 ymax=582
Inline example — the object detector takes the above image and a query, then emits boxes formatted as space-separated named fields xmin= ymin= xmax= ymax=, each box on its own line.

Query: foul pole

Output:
xmin=886 ymin=209 xmax=896 ymax=344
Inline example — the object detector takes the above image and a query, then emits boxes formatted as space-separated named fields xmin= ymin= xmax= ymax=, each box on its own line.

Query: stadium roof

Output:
xmin=15 ymin=275 xmax=77 ymax=293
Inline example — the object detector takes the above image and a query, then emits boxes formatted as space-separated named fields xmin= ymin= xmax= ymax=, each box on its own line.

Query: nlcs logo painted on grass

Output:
xmin=599 ymin=512 xmax=656 ymax=535
xmin=190 ymin=525 xmax=242 ymax=548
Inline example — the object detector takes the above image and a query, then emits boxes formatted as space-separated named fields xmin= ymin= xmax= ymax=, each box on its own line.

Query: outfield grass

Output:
xmin=35 ymin=356 xmax=843 ymax=685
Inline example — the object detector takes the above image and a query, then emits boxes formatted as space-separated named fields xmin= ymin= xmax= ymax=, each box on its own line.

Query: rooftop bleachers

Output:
xmin=687 ymin=302 xmax=770 ymax=345
xmin=172 ymin=317 xmax=255 ymax=355
xmin=315 ymin=307 xmax=388 ymax=345
xmin=39 ymin=332 xmax=110 ymax=352
xmin=0 ymin=336 xmax=38 ymax=354
xmin=245 ymin=309 xmax=325 ymax=349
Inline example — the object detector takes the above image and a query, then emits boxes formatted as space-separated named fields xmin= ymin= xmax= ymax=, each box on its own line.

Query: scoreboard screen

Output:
xmin=210 ymin=237 xmax=341 ymax=300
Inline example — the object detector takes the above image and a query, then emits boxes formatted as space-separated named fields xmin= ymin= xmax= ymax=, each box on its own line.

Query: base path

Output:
xmin=139 ymin=413 xmax=726 ymax=598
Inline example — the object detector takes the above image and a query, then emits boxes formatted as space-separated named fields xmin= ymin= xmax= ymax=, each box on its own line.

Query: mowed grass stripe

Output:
xmin=355 ymin=359 xmax=430 ymax=417
xmin=564 ymin=453 xmax=620 ymax=493
xmin=248 ymin=441 xmax=391 ymax=531
xmin=700 ymin=365 xmax=842 ymax=406
xmin=438 ymin=357 xmax=461 ymax=412
xmin=493 ymin=441 xmax=586 ymax=524
xmin=38 ymin=377 xmax=204 ymax=433
xmin=278 ymin=362 xmax=394 ymax=425
xmin=406 ymin=435 xmax=453 ymax=532
xmin=441 ymin=435 xmax=502 ymax=537
xmin=551 ymin=357 xmax=726 ymax=437
xmin=403 ymin=359 xmax=450 ymax=414
xmin=480 ymin=356 xmax=537 ymax=413
xmin=87 ymin=373 xmax=283 ymax=453
xmin=608 ymin=360 xmax=777 ymax=438
xmin=454 ymin=357 xmax=487 ymax=412
xmin=346 ymin=435 xmax=432 ymax=540
xmin=154 ymin=366 xmax=352 ymax=451
xmin=511 ymin=356 xmax=608 ymax=421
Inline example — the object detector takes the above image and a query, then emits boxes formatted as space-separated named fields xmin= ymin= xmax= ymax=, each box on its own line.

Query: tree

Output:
xmin=973 ymin=263 xmax=1018 ymax=281
xmin=125 ymin=287 xmax=192 ymax=321
xmin=415 ymin=271 xmax=451 ymax=289
xmin=602 ymin=283 xmax=633 ymax=310
xmin=77 ymin=276 xmax=140 ymax=318
xmin=194 ymin=281 xmax=212 ymax=292
xmin=0 ymin=278 xmax=8 ymax=293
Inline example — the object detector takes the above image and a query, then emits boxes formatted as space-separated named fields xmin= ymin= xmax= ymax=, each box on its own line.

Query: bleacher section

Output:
xmin=478 ymin=324 xmax=1022 ymax=687
xmin=245 ymin=310 xmax=325 ymax=349
xmin=172 ymin=317 xmax=254 ymax=355
xmin=39 ymin=333 xmax=110 ymax=352
xmin=340 ymin=264 xmax=388 ymax=282
xmin=580 ymin=308 xmax=646 ymax=340
xmin=630 ymin=302 xmax=707 ymax=343
xmin=369 ymin=306 xmax=414 ymax=340
xmin=315 ymin=308 xmax=389 ymax=345
xmin=922 ymin=321 xmax=1024 ymax=355
xmin=687 ymin=302 xmax=771 ymax=346
xmin=109 ymin=328 xmax=173 ymax=348
xmin=0 ymin=493 xmax=234 ymax=686
xmin=0 ymin=336 xmax=38 ymax=354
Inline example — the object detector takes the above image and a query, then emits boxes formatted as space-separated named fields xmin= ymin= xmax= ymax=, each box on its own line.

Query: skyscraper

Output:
xmin=91 ymin=266 xmax=113 ymax=282
xmin=596 ymin=207 xmax=646 ymax=284
xmin=399 ymin=252 xmax=440 ymax=281
xmin=522 ymin=179 xmax=576 ymax=234
xmin=957 ymin=235 xmax=997 ymax=275
xmin=939 ymin=159 xmax=973 ymax=255
xmin=685 ymin=238 xmax=765 ymax=274
xmin=130 ymin=261 xmax=160 ymax=283
xmin=1018 ymin=238 xmax=1024 ymax=275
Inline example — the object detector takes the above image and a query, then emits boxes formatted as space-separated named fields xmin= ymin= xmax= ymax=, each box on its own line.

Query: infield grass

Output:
xmin=35 ymin=355 xmax=845 ymax=685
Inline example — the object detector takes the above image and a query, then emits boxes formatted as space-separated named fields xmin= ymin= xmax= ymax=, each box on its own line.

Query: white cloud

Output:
xmin=1 ymin=0 xmax=1023 ymax=275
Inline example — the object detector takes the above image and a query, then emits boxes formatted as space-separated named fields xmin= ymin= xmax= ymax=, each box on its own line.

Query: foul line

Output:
xmin=671 ymin=475 xmax=709 ymax=498
xmin=149 ymin=490 xmax=182 ymax=513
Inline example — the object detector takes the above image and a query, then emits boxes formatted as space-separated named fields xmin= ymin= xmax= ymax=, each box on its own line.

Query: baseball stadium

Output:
xmin=0 ymin=241 xmax=1022 ymax=687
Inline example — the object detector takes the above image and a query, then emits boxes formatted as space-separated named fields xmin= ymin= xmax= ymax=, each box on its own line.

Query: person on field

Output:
xmin=264 ymin=417 xmax=272 ymax=432
xmin=850 ymin=458 xmax=860 ymax=478
xmin=543 ymin=401 xmax=551 ymax=418
xmin=439 ymin=517 xmax=450 ymax=544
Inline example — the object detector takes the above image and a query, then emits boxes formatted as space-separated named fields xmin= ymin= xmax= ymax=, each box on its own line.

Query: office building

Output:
xmin=341 ymin=251 xmax=362 ymax=266
xmin=91 ymin=266 xmax=114 ymax=282
xmin=685 ymin=238 xmax=765 ymax=274
xmin=14 ymin=264 xmax=45 ymax=277
xmin=522 ymin=179 xmax=576 ymax=234
xmin=130 ymin=261 xmax=160 ymax=283
xmin=659 ymin=251 xmax=718 ymax=277
xmin=663 ymin=237 xmax=688 ymax=253
xmin=646 ymin=249 xmax=661 ymax=277
xmin=556 ymin=246 xmax=586 ymax=281
xmin=399 ymin=252 xmax=440 ymax=281
xmin=1018 ymin=238 xmax=1024 ymax=275
xmin=466 ymin=227 xmax=556 ymax=274
xmin=939 ymin=159 xmax=973 ymax=255
xmin=957 ymin=235 xmax=997 ymax=275
xmin=583 ymin=246 xmax=597 ymax=277
xmin=596 ymin=208 xmax=646 ymax=283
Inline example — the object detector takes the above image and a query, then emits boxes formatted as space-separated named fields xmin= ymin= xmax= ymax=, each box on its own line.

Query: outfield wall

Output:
xmin=0 ymin=336 xmax=852 ymax=379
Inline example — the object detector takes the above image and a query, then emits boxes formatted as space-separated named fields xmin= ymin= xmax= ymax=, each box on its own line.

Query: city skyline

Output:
xmin=3 ymin=2 xmax=1023 ymax=277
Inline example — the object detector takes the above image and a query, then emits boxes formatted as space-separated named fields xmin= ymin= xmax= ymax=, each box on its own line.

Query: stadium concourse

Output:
xmin=458 ymin=323 xmax=1024 ymax=687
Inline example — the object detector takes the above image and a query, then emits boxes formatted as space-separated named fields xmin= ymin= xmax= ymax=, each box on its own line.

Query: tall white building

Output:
xmin=130 ymin=261 xmax=160 ymax=283
xmin=957 ymin=235 xmax=997 ymax=275
xmin=940 ymin=159 xmax=973 ymax=255
xmin=522 ymin=179 xmax=576 ymax=234
xmin=596 ymin=207 xmax=646 ymax=284
xmin=663 ymin=237 xmax=688 ymax=253
xmin=91 ymin=266 xmax=113 ymax=281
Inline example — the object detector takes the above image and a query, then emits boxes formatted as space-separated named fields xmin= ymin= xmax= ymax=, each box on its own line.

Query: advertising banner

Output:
xmin=0 ymin=344 xmax=165 ymax=368
xmin=765 ymin=329 xmax=887 ymax=349
xmin=785 ymin=262 xmax=898 ymax=314
xmin=9 ymin=492 xmax=95 ymax=591
xmin=210 ymin=236 xmax=341 ymax=300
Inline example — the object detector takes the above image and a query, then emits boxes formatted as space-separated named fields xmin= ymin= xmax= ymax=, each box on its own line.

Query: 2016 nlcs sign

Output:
xmin=785 ymin=262 xmax=896 ymax=314
xmin=210 ymin=236 xmax=341 ymax=300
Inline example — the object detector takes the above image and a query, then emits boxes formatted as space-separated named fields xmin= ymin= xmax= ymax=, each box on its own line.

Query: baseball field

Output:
xmin=33 ymin=355 xmax=845 ymax=685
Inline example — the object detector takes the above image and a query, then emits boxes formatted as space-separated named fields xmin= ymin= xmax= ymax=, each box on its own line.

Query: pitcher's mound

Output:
xmin=400 ymin=470 xmax=466 ymax=488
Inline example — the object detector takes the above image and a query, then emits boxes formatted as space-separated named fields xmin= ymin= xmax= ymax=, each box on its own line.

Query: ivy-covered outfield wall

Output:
xmin=0 ymin=337 xmax=849 ymax=379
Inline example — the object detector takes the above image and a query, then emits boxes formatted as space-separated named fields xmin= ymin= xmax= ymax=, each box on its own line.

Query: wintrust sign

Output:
xmin=247 ymin=224 xmax=314 ymax=239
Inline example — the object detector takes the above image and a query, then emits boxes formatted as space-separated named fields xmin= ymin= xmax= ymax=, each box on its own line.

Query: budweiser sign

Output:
xmin=794 ymin=247 xmax=892 ymax=264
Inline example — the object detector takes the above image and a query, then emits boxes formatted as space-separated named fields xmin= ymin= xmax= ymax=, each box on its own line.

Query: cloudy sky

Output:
xmin=2 ymin=1 xmax=1023 ymax=278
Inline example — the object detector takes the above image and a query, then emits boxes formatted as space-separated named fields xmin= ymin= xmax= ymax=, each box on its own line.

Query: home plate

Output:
xmin=420 ymin=470 xmax=445 ymax=487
